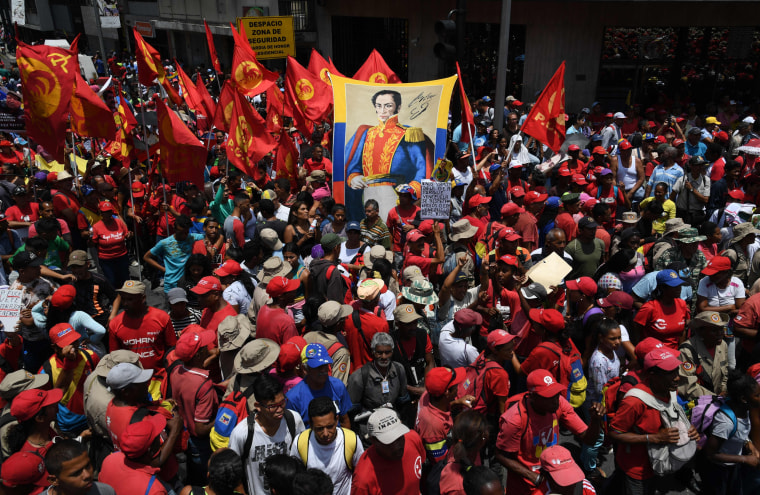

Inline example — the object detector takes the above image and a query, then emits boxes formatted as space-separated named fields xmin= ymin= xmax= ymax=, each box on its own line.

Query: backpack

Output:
xmin=690 ymin=394 xmax=738 ymax=448
xmin=241 ymin=409 xmax=296 ymax=461
xmin=596 ymin=185 xmax=619 ymax=206
xmin=535 ymin=342 xmax=587 ymax=408
xmin=457 ymin=355 xmax=505 ymax=414
xmin=209 ymin=386 xmax=256 ymax=451
xmin=644 ymin=236 xmax=678 ymax=271
xmin=295 ymin=427 xmax=358 ymax=470
xmin=475 ymin=222 xmax=505 ymax=260
xmin=601 ymin=373 xmax=639 ymax=429
xmin=326 ymin=264 xmax=354 ymax=304
xmin=624 ymin=388 xmax=697 ymax=475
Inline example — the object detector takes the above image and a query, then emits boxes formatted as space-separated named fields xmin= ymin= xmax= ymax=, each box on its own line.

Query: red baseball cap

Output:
xmin=266 ymin=276 xmax=301 ymax=299
xmin=425 ymin=366 xmax=466 ymax=396
xmin=468 ymin=195 xmax=492 ymax=208
xmin=10 ymin=388 xmax=63 ymax=422
xmin=487 ymin=329 xmax=515 ymax=350
xmin=557 ymin=167 xmax=573 ymax=177
xmin=618 ymin=140 xmax=633 ymax=150
xmin=604 ymin=112 xmax=614 ymax=118
xmin=98 ymin=200 xmax=116 ymax=213
xmin=715 ymin=131 xmax=729 ymax=143
xmin=454 ymin=308 xmax=483 ymax=328
xmin=418 ymin=219 xmax=443 ymax=235
xmin=215 ymin=260 xmax=242 ymax=278
xmin=120 ymin=413 xmax=166 ymax=458
xmin=592 ymin=146 xmax=607 ymax=155
xmin=50 ymin=284 xmax=76 ymax=309
xmin=565 ymin=277 xmax=598 ymax=297
xmin=701 ymin=255 xmax=732 ymax=276
xmin=634 ymin=337 xmax=668 ymax=361
xmin=501 ymin=203 xmax=525 ymax=216
xmin=597 ymin=291 xmax=634 ymax=310
xmin=278 ymin=336 xmax=308 ymax=373
xmin=502 ymin=227 xmax=522 ymax=241
xmin=131 ymin=181 xmax=146 ymax=198
xmin=572 ymin=174 xmax=588 ymax=185
xmin=540 ymin=445 xmax=585 ymax=487
xmin=498 ymin=254 xmax=519 ymax=267
xmin=567 ymin=144 xmax=581 ymax=152
xmin=509 ymin=186 xmax=526 ymax=198
xmin=175 ymin=326 xmax=216 ymax=361
xmin=527 ymin=369 xmax=566 ymax=397
xmin=406 ymin=229 xmax=425 ymax=243
xmin=190 ymin=276 xmax=223 ymax=295
xmin=0 ymin=451 xmax=48 ymax=490
xmin=644 ymin=349 xmax=681 ymax=371
xmin=528 ymin=308 xmax=565 ymax=333
xmin=672 ymin=138 xmax=685 ymax=147
xmin=727 ymin=189 xmax=745 ymax=200
xmin=654 ymin=135 xmax=667 ymax=144
xmin=524 ymin=191 xmax=548 ymax=205
xmin=49 ymin=323 xmax=81 ymax=348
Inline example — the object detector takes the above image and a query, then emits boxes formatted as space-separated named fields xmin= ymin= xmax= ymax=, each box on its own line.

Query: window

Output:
xmin=278 ymin=0 xmax=314 ymax=32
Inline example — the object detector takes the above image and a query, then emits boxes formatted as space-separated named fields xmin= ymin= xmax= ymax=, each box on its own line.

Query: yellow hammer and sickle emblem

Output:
xmin=319 ymin=68 xmax=331 ymax=86
xmin=295 ymin=79 xmax=314 ymax=101
xmin=370 ymin=72 xmax=388 ymax=84
xmin=47 ymin=53 xmax=72 ymax=74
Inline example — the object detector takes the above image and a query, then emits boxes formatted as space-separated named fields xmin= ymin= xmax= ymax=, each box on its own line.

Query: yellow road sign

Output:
xmin=237 ymin=16 xmax=295 ymax=60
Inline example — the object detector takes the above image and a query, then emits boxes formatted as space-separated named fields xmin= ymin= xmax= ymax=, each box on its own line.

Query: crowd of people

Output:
xmin=4 ymin=47 xmax=760 ymax=495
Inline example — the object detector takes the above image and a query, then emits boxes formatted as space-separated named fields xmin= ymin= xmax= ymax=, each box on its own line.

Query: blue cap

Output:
xmin=489 ymin=163 xmax=502 ymax=172
xmin=591 ymin=134 xmax=602 ymax=142
xmin=656 ymin=269 xmax=686 ymax=287
xmin=13 ymin=137 xmax=26 ymax=145
xmin=303 ymin=343 xmax=333 ymax=368
xmin=453 ymin=177 xmax=468 ymax=187
xmin=644 ymin=133 xmax=655 ymax=140
xmin=482 ymin=96 xmax=492 ymax=103
xmin=546 ymin=197 xmax=561 ymax=208
xmin=346 ymin=220 xmax=361 ymax=232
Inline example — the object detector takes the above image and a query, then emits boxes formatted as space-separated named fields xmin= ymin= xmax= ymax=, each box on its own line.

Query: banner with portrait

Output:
xmin=330 ymin=74 xmax=457 ymax=221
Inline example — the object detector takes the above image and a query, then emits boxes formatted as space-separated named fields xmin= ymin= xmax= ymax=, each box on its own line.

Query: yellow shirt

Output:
xmin=640 ymin=197 xmax=676 ymax=234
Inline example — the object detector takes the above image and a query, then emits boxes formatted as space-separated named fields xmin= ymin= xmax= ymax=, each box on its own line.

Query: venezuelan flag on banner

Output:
xmin=330 ymin=74 xmax=457 ymax=221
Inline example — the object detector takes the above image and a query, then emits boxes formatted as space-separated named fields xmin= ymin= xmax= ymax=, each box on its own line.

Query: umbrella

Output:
xmin=736 ymin=138 xmax=760 ymax=156
xmin=559 ymin=132 xmax=590 ymax=153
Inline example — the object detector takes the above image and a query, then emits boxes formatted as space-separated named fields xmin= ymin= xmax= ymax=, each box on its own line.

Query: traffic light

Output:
xmin=434 ymin=19 xmax=457 ymax=61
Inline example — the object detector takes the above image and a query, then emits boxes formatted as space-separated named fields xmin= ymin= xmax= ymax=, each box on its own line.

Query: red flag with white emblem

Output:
xmin=521 ymin=61 xmax=566 ymax=153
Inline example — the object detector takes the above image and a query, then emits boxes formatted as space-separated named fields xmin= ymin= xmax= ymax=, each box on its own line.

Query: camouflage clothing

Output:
xmin=653 ymin=246 xmax=707 ymax=295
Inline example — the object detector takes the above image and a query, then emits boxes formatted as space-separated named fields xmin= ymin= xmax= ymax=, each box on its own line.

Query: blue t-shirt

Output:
xmin=149 ymin=233 xmax=204 ymax=292
xmin=632 ymin=271 xmax=692 ymax=302
xmin=286 ymin=376 xmax=353 ymax=427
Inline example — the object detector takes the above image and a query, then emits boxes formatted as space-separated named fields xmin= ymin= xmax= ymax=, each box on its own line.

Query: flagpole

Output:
xmin=67 ymin=117 xmax=82 ymax=196
xmin=465 ymin=119 xmax=478 ymax=173
xmin=127 ymin=167 xmax=143 ymax=282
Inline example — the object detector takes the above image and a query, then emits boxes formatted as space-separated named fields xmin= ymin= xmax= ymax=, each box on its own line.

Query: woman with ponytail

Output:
xmin=438 ymin=410 xmax=489 ymax=495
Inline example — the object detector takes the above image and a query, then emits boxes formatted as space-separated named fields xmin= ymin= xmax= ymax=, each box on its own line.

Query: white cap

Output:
xmin=613 ymin=112 xmax=626 ymax=119
xmin=743 ymin=116 xmax=756 ymax=124
xmin=106 ymin=363 xmax=153 ymax=390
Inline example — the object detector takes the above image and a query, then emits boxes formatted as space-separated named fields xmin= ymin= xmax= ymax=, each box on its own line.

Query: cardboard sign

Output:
xmin=237 ymin=16 xmax=295 ymax=60
xmin=420 ymin=180 xmax=452 ymax=220
xmin=0 ymin=289 xmax=24 ymax=334
xmin=525 ymin=252 xmax=572 ymax=293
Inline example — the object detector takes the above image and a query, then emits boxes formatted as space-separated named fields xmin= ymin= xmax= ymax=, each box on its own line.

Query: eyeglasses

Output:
xmin=261 ymin=399 xmax=286 ymax=411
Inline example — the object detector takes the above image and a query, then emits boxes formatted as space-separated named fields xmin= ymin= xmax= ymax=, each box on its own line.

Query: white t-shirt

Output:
xmin=338 ymin=242 xmax=369 ymax=265
xmin=588 ymin=348 xmax=620 ymax=403
xmin=438 ymin=321 xmax=479 ymax=368
xmin=379 ymin=290 xmax=397 ymax=321
xmin=436 ymin=286 xmax=479 ymax=323
xmin=452 ymin=167 xmax=473 ymax=188
xmin=223 ymin=281 xmax=253 ymax=315
xmin=230 ymin=411 xmax=306 ymax=495
xmin=615 ymin=324 xmax=631 ymax=361
xmin=289 ymin=428 xmax=365 ymax=495
xmin=697 ymin=276 xmax=746 ymax=306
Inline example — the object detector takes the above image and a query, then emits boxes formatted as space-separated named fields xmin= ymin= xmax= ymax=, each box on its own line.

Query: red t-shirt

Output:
xmin=91 ymin=217 xmax=129 ymax=259
xmin=27 ymin=218 xmax=70 ymax=237
xmin=344 ymin=305 xmax=389 ymax=373
xmin=304 ymin=157 xmax=333 ymax=175
xmin=51 ymin=189 xmax=81 ymax=217
xmin=415 ymin=393 xmax=452 ymax=462
xmin=734 ymin=295 xmax=760 ymax=353
xmin=403 ymin=253 xmax=434 ymax=278
xmin=399 ymin=333 xmax=433 ymax=359
xmin=554 ymin=212 xmax=577 ymax=241
xmin=589 ymin=185 xmax=626 ymax=224
xmin=472 ymin=352 xmax=510 ymax=414
xmin=255 ymin=305 xmax=298 ymax=345
xmin=710 ymin=156 xmax=726 ymax=182
xmin=514 ymin=212 xmax=538 ymax=249
xmin=520 ymin=340 xmax=581 ymax=388
xmin=0 ymin=149 xmax=24 ymax=165
xmin=595 ymin=227 xmax=611 ymax=253
xmin=108 ymin=308 xmax=177 ymax=370
xmin=496 ymin=394 xmax=588 ymax=495
xmin=5 ymin=202 xmax=39 ymax=223
xmin=386 ymin=205 xmax=420 ymax=252
xmin=351 ymin=431 xmax=425 ymax=495
xmin=169 ymin=365 xmax=219 ymax=437
xmin=485 ymin=281 xmax=521 ymax=329
xmin=609 ymin=383 xmax=666 ymax=480
xmin=99 ymin=452 xmax=167 ymax=495
xmin=634 ymin=298 xmax=689 ymax=349
xmin=199 ymin=303 xmax=238 ymax=334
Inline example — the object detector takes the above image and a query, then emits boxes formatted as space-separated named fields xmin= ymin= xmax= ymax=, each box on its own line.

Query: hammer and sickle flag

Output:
xmin=521 ymin=61 xmax=567 ymax=153
xmin=275 ymin=130 xmax=299 ymax=190
xmin=16 ymin=35 xmax=80 ymax=163
xmin=71 ymin=72 xmax=117 ymax=139
xmin=230 ymin=22 xmax=277 ymax=97
xmin=133 ymin=29 xmax=181 ymax=105
xmin=155 ymin=97 xmax=206 ymax=190
xmin=353 ymin=49 xmax=402 ymax=84
xmin=307 ymin=48 xmax=344 ymax=87
xmin=284 ymin=56 xmax=331 ymax=122
xmin=226 ymin=90 xmax=276 ymax=177
xmin=212 ymin=80 xmax=236 ymax=133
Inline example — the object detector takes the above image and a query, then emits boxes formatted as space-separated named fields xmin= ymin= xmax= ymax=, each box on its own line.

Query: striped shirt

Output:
xmin=170 ymin=307 xmax=202 ymax=337
xmin=360 ymin=218 xmax=391 ymax=250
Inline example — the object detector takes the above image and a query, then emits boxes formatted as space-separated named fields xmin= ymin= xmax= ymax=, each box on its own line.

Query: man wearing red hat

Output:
xmin=514 ymin=190 xmax=547 ymax=252
xmin=534 ymin=445 xmax=596 ymax=495
xmin=9 ymin=387 xmax=63 ymax=457
xmin=41 ymin=322 xmax=99 ymax=436
xmin=609 ymin=349 xmax=699 ymax=494
xmin=0 ymin=450 xmax=50 ymax=495
xmin=191 ymin=275 xmax=237 ymax=334
xmin=611 ymin=139 xmax=646 ymax=207
xmin=256 ymin=276 xmax=300 ymax=345
xmin=494 ymin=369 xmax=603 ymax=495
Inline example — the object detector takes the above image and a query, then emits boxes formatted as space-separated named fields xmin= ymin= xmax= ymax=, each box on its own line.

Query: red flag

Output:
xmin=213 ymin=80 xmax=236 ymax=132
xmin=230 ymin=22 xmax=278 ymax=97
xmin=265 ymin=85 xmax=287 ymax=134
xmin=174 ymin=61 xmax=205 ymax=116
xmin=204 ymin=20 xmax=222 ymax=74
xmin=456 ymin=62 xmax=476 ymax=145
xmin=155 ymin=97 xmax=206 ymax=189
xmin=275 ymin=131 xmax=299 ymax=189
xmin=133 ymin=29 xmax=181 ymax=105
xmin=353 ymin=49 xmax=401 ymax=84
xmin=108 ymin=84 xmax=137 ymax=164
xmin=226 ymin=90 xmax=276 ymax=176
xmin=284 ymin=56 xmax=331 ymax=122
xmin=308 ymin=48 xmax=344 ymax=86
xmin=71 ymin=73 xmax=117 ymax=139
xmin=195 ymin=74 xmax=217 ymax=121
xmin=521 ymin=62 xmax=566 ymax=153
xmin=16 ymin=36 xmax=80 ymax=162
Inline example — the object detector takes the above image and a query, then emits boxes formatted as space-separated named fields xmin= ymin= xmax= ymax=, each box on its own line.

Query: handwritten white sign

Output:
xmin=420 ymin=180 xmax=451 ymax=220
xmin=0 ymin=289 xmax=24 ymax=334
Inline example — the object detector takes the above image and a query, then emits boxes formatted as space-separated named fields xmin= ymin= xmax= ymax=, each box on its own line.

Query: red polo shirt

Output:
xmin=169 ymin=365 xmax=219 ymax=437
xmin=199 ymin=303 xmax=238 ymax=334
xmin=99 ymin=452 xmax=167 ymax=495
xmin=351 ymin=431 xmax=425 ymax=495
xmin=108 ymin=308 xmax=177 ymax=370
xmin=255 ymin=305 xmax=298 ymax=345
xmin=344 ymin=304 xmax=389 ymax=373
xmin=415 ymin=392 xmax=453 ymax=462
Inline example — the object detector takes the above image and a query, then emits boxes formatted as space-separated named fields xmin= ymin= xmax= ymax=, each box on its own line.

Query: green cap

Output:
xmin=321 ymin=233 xmax=341 ymax=251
